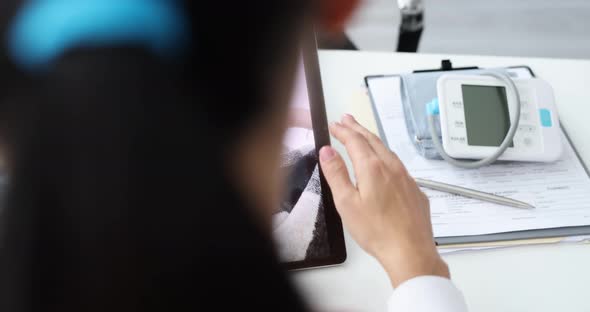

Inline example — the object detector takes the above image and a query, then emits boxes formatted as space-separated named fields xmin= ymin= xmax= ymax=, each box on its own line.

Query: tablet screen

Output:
xmin=273 ymin=59 xmax=331 ymax=264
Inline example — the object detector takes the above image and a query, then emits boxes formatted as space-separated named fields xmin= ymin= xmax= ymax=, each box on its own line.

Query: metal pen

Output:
xmin=415 ymin=177 xmax=535 ymax=210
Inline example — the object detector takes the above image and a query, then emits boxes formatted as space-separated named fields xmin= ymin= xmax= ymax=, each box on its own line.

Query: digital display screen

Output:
xmin=272 ymin=59 xmax=331 ymax=263
xmin=462 ymin=85 xmax=512 ymax=147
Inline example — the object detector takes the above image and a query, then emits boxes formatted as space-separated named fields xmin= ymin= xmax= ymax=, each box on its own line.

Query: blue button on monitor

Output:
xmin=426 ymin=98 xmax=440 ymax=115
xmin=539 ymin=109 xmax=552 ymax=127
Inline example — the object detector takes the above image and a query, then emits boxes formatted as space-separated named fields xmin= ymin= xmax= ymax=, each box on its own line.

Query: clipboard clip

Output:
xmin=413 ymin=59 xmax=479 ymax=73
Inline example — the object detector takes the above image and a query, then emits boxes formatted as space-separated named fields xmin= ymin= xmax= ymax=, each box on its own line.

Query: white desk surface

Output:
xmin=292 ymin=51 xmax=590 ymax=312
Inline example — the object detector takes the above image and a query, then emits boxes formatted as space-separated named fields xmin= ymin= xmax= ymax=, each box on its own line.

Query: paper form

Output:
xmin=367 ymin=75 xmax=590 ymax=238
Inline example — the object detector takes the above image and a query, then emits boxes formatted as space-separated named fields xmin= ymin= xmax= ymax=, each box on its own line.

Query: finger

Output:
xmin=329 ymin=122 xmax=382 ymax=185
xmin=319 ymin=146 xmax=357 ymax=205
xmin=340 ymin=114 xmax=401 ymax=163
xmin=329 ymin=121 xmax=376 ymax=158
xmin=340 ymin=114 xmax=407 ymax=176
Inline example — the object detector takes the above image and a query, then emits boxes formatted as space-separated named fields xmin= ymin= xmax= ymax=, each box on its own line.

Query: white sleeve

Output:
xmin=387 ymin=276 xmax=468 ymax=312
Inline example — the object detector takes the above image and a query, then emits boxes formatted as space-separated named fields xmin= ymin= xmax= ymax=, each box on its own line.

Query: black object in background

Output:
xmin=397 ymin=1 xmax=424 ymax=53
xmin=397 ymin=12 xmax=423 ymax=52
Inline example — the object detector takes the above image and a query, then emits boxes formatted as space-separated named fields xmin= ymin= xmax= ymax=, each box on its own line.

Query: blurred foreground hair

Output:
xmin=0 ymin=0 xmax=311 ymax=311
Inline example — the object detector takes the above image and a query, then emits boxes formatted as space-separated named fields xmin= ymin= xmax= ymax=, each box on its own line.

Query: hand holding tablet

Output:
xmin=320 ymin=115 xmax=450 ymax=287
xmin=276 ymin=31 xmax=449 ymax=284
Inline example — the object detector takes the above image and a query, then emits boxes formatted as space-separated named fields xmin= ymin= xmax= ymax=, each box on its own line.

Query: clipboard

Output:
xmin=364 ymin=60 xmax=590 ymax=245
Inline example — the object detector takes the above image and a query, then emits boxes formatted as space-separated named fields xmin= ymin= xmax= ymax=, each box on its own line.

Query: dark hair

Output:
xmin=0 ymin=1 xmax=312 ymax=311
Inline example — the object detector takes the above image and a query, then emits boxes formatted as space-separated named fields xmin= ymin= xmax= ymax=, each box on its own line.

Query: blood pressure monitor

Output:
xmin=434 ymin=74 xmax=562 ymax=163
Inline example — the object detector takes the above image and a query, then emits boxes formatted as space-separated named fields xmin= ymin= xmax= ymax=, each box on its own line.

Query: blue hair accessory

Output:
xmin=8 ymin=0 xmax=189 ymax=72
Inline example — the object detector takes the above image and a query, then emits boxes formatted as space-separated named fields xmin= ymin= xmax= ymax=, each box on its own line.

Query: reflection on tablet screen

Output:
xmin=272 ymin=60 xmax=330 ymax=263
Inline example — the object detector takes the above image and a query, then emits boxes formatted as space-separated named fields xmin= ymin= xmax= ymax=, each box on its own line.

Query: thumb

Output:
xmin=319 ymin=146 xmax=356 ymax=203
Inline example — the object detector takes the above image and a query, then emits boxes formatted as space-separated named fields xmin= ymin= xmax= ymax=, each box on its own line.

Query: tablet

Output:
xmin=272 ymin=32 xmax=346 ymax=270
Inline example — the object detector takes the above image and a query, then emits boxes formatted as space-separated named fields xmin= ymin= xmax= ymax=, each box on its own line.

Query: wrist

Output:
xmin=377 ymin=249 xmax=450 ymax=287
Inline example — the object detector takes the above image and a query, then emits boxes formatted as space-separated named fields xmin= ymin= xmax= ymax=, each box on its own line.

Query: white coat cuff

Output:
xmin=388 ymin=276 xmax=468 ymax=312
